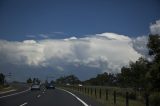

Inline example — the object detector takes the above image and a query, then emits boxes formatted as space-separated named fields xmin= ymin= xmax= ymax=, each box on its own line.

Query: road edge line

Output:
xmin=57 ymin=88 xmax=89 ymax=106
xmin=0 ymin=88 xmax=30 ymax=99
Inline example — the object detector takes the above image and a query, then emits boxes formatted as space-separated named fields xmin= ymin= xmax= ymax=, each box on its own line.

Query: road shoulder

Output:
xmin=57 ymin=87 xmax=104 ymax=106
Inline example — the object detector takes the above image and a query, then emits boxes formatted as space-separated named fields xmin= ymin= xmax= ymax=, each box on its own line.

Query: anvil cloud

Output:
xmin=0 ymin=33 xmax=146 ymax=75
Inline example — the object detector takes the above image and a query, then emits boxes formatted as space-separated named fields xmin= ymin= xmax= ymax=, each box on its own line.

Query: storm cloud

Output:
xmin=0 ymin=32 xmax=149 ymax=81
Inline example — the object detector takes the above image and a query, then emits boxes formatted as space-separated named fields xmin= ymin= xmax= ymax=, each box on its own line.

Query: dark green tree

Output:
xmin=147 ymin=34 xmax=160 ymax=89
xmin=0 ymin=73 xmax=5 ymax=85
xmin=119 ymin=66 xmax=132 ymax=87
xmin=84 ymin=72 xmax=116 ymax=86
xmin=27 ymin=78 xmax=32 ymax=83
xmin=56 ymin=75 xmax=80 ymax=85
xmin=32 ymin=78 xmax=40 ymax=84
xmin=148 ymin=34 xmax=160 ymax=62
xmin=130 ymin=58 xmax=149 ymax=89
xmin=119 ymin=57 xmax=149 ymax=89
xmin=50 ymin=80 xmax=55 ymax=84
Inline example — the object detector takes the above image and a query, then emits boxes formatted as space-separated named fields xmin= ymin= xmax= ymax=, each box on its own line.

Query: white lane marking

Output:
xmin=58 ymin=88 xmax=89 ymax=106
xmin=37 ymin=94 xmax=41 ymax=98
xmin=19 ymin=102 xmax=28 ymax=106
xmin=42 ymin=92 xmax=45 ymax=94
xmin=0 ymin=89 xmax=16 ymax=94
xmin=0 ymin=88 xmax=30 ymax=99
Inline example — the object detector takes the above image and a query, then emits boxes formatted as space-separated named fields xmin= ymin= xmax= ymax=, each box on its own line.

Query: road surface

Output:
xmin=0 ymin=87 xmax=103 ymax=106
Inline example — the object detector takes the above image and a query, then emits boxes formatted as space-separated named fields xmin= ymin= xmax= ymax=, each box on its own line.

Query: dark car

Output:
xmin=45 ymin=83 xmax=55 ymax=89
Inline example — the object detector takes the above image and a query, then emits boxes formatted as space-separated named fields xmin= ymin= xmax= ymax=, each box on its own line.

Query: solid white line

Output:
xmin=0 ymin=89 xmax=16 ymax=94
xmin=19 ymin=102 xmax=28 ymax=106
xmin=0 ymin=88 xmax=30 ymax=99
xmin=57 ymin=88 xmax=89 ymax=106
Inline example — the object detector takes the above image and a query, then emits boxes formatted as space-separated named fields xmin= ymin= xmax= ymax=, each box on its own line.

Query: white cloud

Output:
xmin=53 ymin=32 xmax=65 ymax=34
xmin=64 ymin=36 xmax=77 ymax=40
xmin=0 ymin=32 xmax=145 ymax=74
xmin=96 ymin=32 xmax=131 ymax=41
xmin=0 ymin=40 xmax=45 ymax=66
xmin=23 ymin=40 xmax=37 ymax=44
xmin=150 ymin=20 xmax=160 ymax=35
xmin=132 ymin=36 xmax=148 ymax=57
xmin=56 ymin=66 xmax=64 ymax=71
xmin=39 ymin=34 xmax=49 ymax=38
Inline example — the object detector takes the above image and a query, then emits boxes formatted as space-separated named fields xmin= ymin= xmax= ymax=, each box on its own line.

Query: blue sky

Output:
xmin=0 ymin=0 xmax=160 ymax=40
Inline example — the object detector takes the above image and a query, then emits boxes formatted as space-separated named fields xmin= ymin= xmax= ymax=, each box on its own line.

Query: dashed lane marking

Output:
xmin=37 ymin=94 xmax=41 ymax=98
xmin=19 ymin=102 xmax=28 ymax=106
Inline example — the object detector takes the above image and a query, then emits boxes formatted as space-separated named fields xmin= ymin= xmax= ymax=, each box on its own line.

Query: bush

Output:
xmin=0 ymin=73 xmax=5 ymax=85
xmin=129 ymin=92 xmax=137 ymax=100
xmin=150 ymin=92 xmax=160 ymax=106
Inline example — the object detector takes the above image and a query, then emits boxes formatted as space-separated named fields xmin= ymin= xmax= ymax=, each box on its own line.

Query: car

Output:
xmin=78 ymin=84 xmax=83 ymax=86
xmin=30 ymin=84 xmax=41 ymax=90
xmin=66 ymin=83 xmax=70 ymax=86
xmin=45 ymin=83 xmax=55 ymax=89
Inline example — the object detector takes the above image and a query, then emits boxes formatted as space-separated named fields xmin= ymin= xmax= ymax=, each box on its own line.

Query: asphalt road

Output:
xmin=0 ymin=87 xmax=103 ymax=106
xmin=0 ymin=83 xmax=29 ymax=98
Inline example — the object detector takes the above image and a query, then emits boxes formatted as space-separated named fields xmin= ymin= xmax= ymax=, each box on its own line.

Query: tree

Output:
xmin=147 ymin=34 xmax=160 ymax=62
xmin=83 ymin=72 xmax=116 ymax=86
xmin=118 ymin=57 xmax=149 ymax=89
xmin=148 ymin=63 xmax=160 ymax=89
xmin=50 ymin=80 xmax=55 ymax=84
xmin=147 ymin=34 xmax=160 ymax=90
xmin=56 ymin=75 xmax=80 ymax=85
xmin=32 ymin=78 xmax=40 ymax=84
xmin=64 ymin=75 xmax=80 ymax=84
xmin=84 ymin=78 xmax=99 ymax=85
xmin=119 ymin=66 xmax=132 ymax=87
xmin=0 ymin=73 xmax=5 ymax=85
xmin=27 ymin=78 xmax=32 ymax=83
xmin=130 ymin=58 xmax=149 ymax=89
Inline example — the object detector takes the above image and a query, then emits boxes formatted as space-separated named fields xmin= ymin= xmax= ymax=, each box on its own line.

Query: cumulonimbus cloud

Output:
xmin=150 ymin=19 xmax=160 ymax=35
xmin=1 ymin=19 xmax=160 ymax=81
xmin=0 ymin=32 xmax=146 ymax=74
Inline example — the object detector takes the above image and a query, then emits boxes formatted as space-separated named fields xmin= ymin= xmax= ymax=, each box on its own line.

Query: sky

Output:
xmin=0 ymin=0 xmax=160 ymax=40
xmin=0 ymin=0 xmax=160 ymax=81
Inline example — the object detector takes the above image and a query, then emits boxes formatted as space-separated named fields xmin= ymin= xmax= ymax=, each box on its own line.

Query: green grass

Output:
xmin=0 ymin=84 xmax=11 ymax=92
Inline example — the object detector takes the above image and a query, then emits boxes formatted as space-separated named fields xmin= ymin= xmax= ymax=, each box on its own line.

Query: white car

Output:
xmin=31 ymin=84 xmax=41 ymax=90
xmin=66 ymin=83 xmax=70 ymax=86
xmin=78 ymin=84 xmax=83 ymax=86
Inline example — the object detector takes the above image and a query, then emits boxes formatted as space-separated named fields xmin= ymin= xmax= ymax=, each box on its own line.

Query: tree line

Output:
xmin=27 ymin=78 xmax=41 ymax=84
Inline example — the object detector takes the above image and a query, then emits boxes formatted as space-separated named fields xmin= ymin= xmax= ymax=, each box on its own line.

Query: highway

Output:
xmin=0 ymin=87 xmax=103 ymax=106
